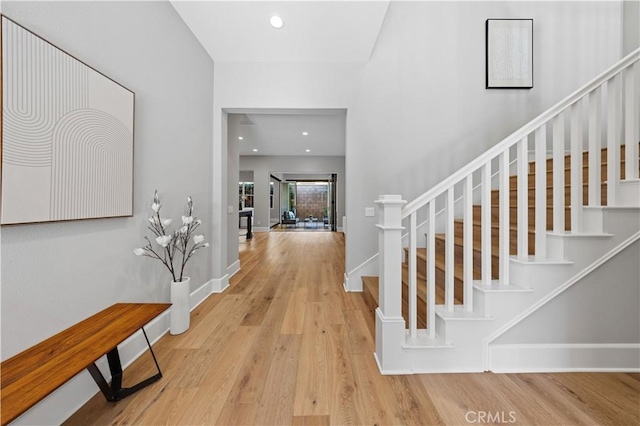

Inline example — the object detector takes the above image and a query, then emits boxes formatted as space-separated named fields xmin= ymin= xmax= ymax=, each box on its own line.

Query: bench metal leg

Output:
xmin=87 ymin=327 xmax=163 ymax=402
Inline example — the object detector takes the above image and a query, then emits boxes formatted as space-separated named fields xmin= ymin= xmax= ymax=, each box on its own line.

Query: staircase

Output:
xmin=367 ymin=48 xmax=640 ymax=374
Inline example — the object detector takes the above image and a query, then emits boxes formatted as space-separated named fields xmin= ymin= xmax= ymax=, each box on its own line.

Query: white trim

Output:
xmin=483 ymin=232 xmax=640 ymax=369
xmin=373 ymin=352 xmax=412 ymax=375
xmin=190 ymin=279 xmax=213 ymax=311
xmin=211 ymin=274 xmax=230 ymax=293
xmin=12 ymin=278 xmax=220 ymax=425
xmin=489 ymin=343 xmax=640 ymax=373
xmin=344 ymin=253 xmax=378 ymax=292
xmin=252 ymin=227 xmax=269 ymax=232
xmin=227 ymin=259 xmax=241 ymax=278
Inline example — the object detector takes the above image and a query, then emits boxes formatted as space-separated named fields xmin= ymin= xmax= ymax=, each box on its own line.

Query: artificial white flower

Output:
xmin=156 ymin=235 xmax=172 ymax=247
xmin=136 ymin=191 xmax=208 ymax=283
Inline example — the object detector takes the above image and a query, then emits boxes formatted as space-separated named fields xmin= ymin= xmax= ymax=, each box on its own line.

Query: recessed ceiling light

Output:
xmin=252 ymin=149 xmax=258 ymax=152
xmin=305 ymin=149 xmax=310 ymax=152
xmin=302 ymin=132 xmax=308 ymax=136
xmin=238 ymin=136 xmax=243 ymax=140
xmin=270 ymin=15 xmax=284 ymax=29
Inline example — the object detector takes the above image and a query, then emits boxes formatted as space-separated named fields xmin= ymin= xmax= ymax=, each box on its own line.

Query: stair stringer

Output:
xmin=392 ymin=207 xmax=640 ymax=374
xmin=485 ymin=231 xmax=640 ymax=372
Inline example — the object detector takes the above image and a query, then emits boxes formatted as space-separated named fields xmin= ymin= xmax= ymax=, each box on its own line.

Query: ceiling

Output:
xmin=170 ymin=1 xmax=390 ymax=63
xmin=171 ymin=1 xmax=385 ymax=156
xmin=228 ymin=110 xmax=346 ymax=156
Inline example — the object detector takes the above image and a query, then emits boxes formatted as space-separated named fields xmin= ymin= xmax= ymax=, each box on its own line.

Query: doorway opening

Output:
xmin=273 ymin=174 xmax=338 ymax=232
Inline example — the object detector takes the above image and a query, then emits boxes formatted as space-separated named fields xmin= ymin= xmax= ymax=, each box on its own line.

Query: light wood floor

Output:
xmin=66 ymin=232 xmax=639 ymax=425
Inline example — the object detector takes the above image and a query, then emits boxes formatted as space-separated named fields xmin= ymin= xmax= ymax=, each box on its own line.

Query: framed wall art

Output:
xmin=486 ymin=19 xmax=533 ymax=89
xmin=1 ymin=15 xmax=134 ymax=225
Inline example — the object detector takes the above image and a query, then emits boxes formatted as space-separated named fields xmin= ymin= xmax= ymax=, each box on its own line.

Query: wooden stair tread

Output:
xmin=494 ymin=182 xmax=607 ymax=192
xmin=477 ymin=205 xmax=572 ymax=210
xmin=413 ymin=248 xmax=465 ymax=280
xmin=434 ymin=233 xmax=499 ymax=257
xmin=454 ymin=218 xmax=534 ymax=233
xmin=362 ymin=276 xmax=379 ymax=305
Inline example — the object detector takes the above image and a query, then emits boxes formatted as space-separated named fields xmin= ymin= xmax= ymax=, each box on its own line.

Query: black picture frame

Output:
xmin=486 ymin=18 xmax=534 ymax=89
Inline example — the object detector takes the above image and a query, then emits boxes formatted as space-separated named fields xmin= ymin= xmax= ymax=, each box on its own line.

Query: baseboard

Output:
xmin=344 ymin=253 xmax=378 ymax=292
xmin=227 ymin=260 xmax=241 ymax=278
xmin=343 ymin=273 xmax=351 ymax=292
xmin=253 ymin=227 xmax=269 ymax=232
xmin=484 ymin=231 xmax=640 ymax=366
xmin=489 ymin=343 xmax=640 ymax=372
xmin=211 ymin=274 xmax=230 ymax=293
xmin=373 ymin=352 xmax=412 ymax=375
xmin=11 ymin=278 xmax=219 ymax=425
xmin=190 ymin=279 xmax=213 ymax=311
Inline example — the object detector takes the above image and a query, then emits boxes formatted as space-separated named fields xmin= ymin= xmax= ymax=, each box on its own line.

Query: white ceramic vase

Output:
xmin=170 ymin=277 xmax=190 ymax=335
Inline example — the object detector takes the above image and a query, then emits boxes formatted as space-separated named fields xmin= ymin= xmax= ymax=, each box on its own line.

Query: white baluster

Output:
xmin=607 ymin=75 xmax=621 ymax=205
xmin=499 ymin=151 xmax=510 ymax=284
xmin=553 ymin=113 xmax=565 ymax=232
xmin=445 ymin=188 xmax=455 ymax=311
xmin=517 ymin=137 xmax=529 ymax=258
xmin=535 ymin=125 xmax=547 ymax=259
xmin=427 ymin=201 xmax=436 ymax=338
xmin=463 ymin=175 xmax=474 ymax=310
xmin=570 ymin=100 xmax=583 ymax=232
xmin=625 ymin=64 xmax=638 ymax=180
xmin=409 ymin=212 xmax=417 ymax=337
xmin=482 ymin=163 xmax=492 ymax=286
xmin=588 ymin=87 xmax=602 ymax=206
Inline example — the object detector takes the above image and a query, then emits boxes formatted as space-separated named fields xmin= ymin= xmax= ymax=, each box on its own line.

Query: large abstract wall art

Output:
xmin=1 ymin=16 xmax=134 ymax=225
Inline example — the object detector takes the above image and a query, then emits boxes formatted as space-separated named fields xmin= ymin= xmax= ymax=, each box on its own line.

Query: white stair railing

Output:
xmin=375 ymin=48 xmax=639 ymax=371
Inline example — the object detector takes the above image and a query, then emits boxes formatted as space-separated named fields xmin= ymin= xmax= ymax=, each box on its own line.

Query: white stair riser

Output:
xmin=619 ymin=180 xmax=640 ymax=205
xmin=547 ymin=234 xmax=613 ymax=261
xmin=509 ymin=261 xmax=573 ymax=288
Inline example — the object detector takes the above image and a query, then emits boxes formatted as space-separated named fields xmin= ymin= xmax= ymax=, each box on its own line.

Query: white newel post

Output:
xmin=374 ymin=195 xmax=409 ymax=374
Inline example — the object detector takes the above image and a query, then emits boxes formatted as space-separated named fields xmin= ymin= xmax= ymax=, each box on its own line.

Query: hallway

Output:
xmin=66 ymin=233 xmax=639 ymax=425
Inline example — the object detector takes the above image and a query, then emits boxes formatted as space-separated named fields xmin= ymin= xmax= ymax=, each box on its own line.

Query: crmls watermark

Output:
xmin=465 ymin=410 xmax=517 ymax=424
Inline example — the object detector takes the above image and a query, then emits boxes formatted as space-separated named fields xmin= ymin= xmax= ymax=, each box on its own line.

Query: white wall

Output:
xmin=623 ymin=0 xmax=640 ymax=55
xmin=227 ymin=129 xmax=240 ymax=269
xmin=1 ymin=1 xmax=214 ymax=359
xmin=346 ymin=1 xmax=624 ymax=286
xmin=239 ymin=170 xmax=254 ymax=182
xmin=270 ymin=176 xmax=281 ymax=224
xmin=492 ymin=241 xmax=639 ymax=344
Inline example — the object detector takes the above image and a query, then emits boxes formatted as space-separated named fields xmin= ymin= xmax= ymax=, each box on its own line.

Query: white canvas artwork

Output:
xmin=486 ymin=19 xmax=533 ymax=89
xmin=1 ymin=16 xmax=134 ymax=224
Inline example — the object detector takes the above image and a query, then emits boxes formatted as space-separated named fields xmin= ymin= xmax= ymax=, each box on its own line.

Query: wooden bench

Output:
xmin=1 ymin=303 xmax=171 ymax=426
